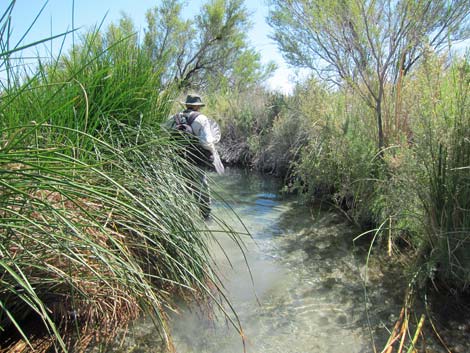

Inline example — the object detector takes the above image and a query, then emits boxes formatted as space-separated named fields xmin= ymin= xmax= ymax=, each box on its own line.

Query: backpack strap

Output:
xmin=174 ymin=113 xmax=182 ymax=125
xmin=185 ymin=111 xmax=200 ymax=126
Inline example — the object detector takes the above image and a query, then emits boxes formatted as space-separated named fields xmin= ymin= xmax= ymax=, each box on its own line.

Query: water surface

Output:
xmin=109 ymin=168 xmax=402 ymax=352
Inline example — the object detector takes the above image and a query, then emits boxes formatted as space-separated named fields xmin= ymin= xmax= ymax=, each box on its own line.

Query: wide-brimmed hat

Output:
xmin=180 ymin=93 xmax=205 ymax=106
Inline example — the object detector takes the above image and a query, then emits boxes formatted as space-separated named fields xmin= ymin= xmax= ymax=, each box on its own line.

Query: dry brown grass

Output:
xmin=1 ymin=190 xmax=154 ymax=352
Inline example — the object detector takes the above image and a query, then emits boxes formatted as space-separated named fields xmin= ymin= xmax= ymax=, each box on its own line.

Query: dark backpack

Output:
xmin=174 ymin=110 xmax=199 ymax=133
xmin=172 ymin=110 xmax=213 ymax=167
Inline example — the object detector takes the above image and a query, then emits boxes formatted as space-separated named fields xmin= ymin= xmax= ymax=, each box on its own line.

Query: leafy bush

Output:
xmin=409 ymin=55 xmax=470 ymax=291
xmin=209 ymin=87 xmax=273 ymax=166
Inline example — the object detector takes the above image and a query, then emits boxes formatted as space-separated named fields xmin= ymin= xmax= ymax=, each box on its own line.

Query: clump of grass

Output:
xmin=212 ymin=84 xmax=320 ymax=179
xmin=415 ymin=55 xmax=470 ymax=292
xmin=1 ymin=6 xmax=245 ymax=352
xmin=371 ymin=54 xmax=470 ymax=353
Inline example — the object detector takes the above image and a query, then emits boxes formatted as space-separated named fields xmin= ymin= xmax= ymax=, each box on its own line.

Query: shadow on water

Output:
xmin=99 ymin=168 xmax=404 ymax=353
xmin=271 ymin=204 xmax=405 ymax=348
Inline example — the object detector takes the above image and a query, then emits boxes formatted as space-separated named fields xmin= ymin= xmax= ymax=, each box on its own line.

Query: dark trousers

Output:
xmin=185 ymin=166 xmax=211 ymax=219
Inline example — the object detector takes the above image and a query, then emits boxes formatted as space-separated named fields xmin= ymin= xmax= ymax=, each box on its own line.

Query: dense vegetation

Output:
xmin=212 ymin=1 xmax=470 ymax=350
xmin=219 ymin=53 xmax=470 ymax=285
xmin=214 ymin=52 xmax=470 ymax=353
xmin=0 ymin=0 xmax=263 ymax=351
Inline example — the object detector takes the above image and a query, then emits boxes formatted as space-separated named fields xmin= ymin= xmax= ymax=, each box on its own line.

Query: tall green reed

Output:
xmin=1 ymin=7 xmax=245 ymax=352
xmin=416 ymin=56 xmax=470 ymax=291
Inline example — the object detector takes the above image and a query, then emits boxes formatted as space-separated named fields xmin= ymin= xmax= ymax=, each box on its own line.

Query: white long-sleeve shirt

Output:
xmin=189 ymin=113 xmax=217 ymax=154
xmin=165 ymin=110 xmax=224 ymax=174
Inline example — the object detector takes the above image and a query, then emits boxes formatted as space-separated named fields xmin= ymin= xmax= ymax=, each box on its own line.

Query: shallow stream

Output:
xmin=111 ymin=168 xmax=403 ymax=352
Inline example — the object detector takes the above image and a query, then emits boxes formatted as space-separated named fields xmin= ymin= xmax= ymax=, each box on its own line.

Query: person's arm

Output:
xmin=192 ymin=115 xmax=224 ymax=174
xmin=193 ymin=115 xmax=217 ymax=153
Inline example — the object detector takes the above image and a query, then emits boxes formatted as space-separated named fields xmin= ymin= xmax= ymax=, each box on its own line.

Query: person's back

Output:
xmin=168 ymin=93 xmax=224 ymax=219
xmin=172 ymin=108 xmax=213 ymax=167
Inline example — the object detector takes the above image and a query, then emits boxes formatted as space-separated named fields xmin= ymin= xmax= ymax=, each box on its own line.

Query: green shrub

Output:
xmin=410 ymin=55 xmax=470 ymax=291
xmin=209 ymin=87 xmax=273 ymax=166
xmin=287 ymin=83 xmax=380 ymax=228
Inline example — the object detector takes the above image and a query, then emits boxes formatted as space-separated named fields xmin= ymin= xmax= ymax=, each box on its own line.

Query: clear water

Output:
xmin=107 ymin=168 xmax=402 ymax=353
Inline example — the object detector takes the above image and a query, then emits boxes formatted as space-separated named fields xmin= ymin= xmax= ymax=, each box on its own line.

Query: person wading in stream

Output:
xmin=167 ymin=93 xmax=224 ymax=219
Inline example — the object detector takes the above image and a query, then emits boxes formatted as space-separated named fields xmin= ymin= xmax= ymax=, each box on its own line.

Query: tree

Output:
xmin=105 ymin=13 xmax=138 ymax=48
xmin=144 ymin=0 xmax=274 ymax=90
xmin=268 ymin=0 xmax=470 ymax=152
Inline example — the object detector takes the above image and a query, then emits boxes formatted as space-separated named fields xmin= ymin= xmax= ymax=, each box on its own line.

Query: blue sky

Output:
xmin=5 ymin=0 xmax=298 ymax=93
